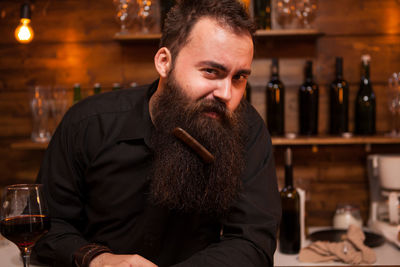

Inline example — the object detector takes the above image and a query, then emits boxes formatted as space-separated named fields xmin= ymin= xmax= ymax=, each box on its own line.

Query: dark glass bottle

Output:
xmin=299 ymin=61 xmax=319 ymax=135
xmin=245 ymin=82 xmax=251 ymax=103
xmin=329 ymin=57 xmax=349 ymax=135
xmin=160 ymin=0 xmax=175 ymax=31
xmin=355 ymin=55 xmax=376 ymax=135
xmin=73 ymin=83 xmax=81 ymax=104
xmin=266 ymin=58 xmax=285 ymax=136
xmin=93 ymin=83 xmax=101 ymax=94
xmin=253 ymin=0 xmax=272 ymax=30
xmin=112 ymin=83 xmax=121 ymax=91
xmin=279 ymin=147 xmax=301 ymax=254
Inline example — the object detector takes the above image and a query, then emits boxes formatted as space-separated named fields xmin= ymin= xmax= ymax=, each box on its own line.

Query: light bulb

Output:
xmin=15 ymin=18 xmax=34 ymax=44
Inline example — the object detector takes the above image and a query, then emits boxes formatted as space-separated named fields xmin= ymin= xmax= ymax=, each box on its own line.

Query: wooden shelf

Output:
xmin=113 ymin=29 xmax=323 ymax=41
xmin=10 ymin=140 xmax=49 ymax=150
xmin=10 ymin=135 xmax=400 ymax=150
xmin=255 ymin=28 xmax=323 ymax=37
xmin=271 ymin=135 xmax=400 ymax=146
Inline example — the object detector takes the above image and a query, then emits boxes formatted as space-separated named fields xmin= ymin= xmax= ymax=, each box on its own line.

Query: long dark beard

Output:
xmin=150 ymin=76 xmax=246 ymax=215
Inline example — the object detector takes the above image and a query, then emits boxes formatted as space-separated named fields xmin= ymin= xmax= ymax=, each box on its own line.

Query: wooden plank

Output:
xmin=272 ymin=135 xmax=400 ymax=146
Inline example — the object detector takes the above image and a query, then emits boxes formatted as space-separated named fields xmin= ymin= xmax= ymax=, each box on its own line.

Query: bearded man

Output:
xmin=34 ymin=0 xmax=281 ymax=266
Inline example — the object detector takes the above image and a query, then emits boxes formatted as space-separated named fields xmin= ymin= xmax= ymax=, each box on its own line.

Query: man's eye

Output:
xmin=204 ymin=68 xmax=217 ymax=74
xmin=233 ymin=74 xmax=248 ymax=81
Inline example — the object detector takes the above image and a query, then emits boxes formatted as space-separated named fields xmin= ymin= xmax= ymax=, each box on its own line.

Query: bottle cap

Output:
xmin=94 ymin=83 xmax=101 ymax=88
xmin=74 ymin=83 xmax=81 ymax=88
xmin=361 ymin=54 xmax=371 ymax=64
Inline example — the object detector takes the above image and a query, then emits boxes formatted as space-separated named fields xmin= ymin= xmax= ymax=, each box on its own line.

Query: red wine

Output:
xmin=355 ymin=55 xmax=376 ymax=135
xmin=299 ymin=61 xmax=319 ymax=135
xmin=330 ymin=57 xmax=349 ymax=134
xmin=266 ymin=58 xmax=285 ymax=136
xmin=1 ymin=215 xmax=50 ymax=250
xmin=279 ymin=148 xmax=300 ymax=254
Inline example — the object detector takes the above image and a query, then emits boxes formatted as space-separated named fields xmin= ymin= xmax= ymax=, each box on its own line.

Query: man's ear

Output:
xmin=154 ymin=47 xmax=172 ymax=78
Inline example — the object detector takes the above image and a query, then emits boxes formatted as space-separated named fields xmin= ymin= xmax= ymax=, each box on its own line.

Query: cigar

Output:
xmin=172 ymin=127 xmax=215 ymax=164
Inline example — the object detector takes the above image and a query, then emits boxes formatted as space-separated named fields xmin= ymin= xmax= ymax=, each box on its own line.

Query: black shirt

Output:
xmin=34 ymin=80 xmax=281 ymax=267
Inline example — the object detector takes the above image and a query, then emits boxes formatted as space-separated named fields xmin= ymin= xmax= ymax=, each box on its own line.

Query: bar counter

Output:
xmin=275 ymin=228 xmax=400 ymax=266
xmin=1 ymin=228 xmax=398 ymax=266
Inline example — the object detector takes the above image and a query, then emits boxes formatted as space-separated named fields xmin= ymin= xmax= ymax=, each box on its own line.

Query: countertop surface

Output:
xmin=0 ymin=228 xmax=399 ymax=266
xmin=275 ymin=227 xmax=400 ymax=266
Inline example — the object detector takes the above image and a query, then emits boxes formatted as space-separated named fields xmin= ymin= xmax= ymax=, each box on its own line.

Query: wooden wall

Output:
xmin=0 ymin=0 xmax=400 ymax=227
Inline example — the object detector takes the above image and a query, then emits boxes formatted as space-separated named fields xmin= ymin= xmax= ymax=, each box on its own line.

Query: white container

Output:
xmin=333 ymin=204 xmax=363 ymax=229
xmin=378 ymin=155 xmax=400 ymax=190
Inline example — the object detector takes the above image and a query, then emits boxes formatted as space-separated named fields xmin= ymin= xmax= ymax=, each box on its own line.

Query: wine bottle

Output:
xmin=253 ymin=0 xmax=272 ymax=30
xmin=73 ymin=83 xmax=81 ymax=104
xmin=355 ymin=54 xmax=376 ymax=135
xmin=279 ymin=147 xmax=301 ymax=254
xmin=245 ymin=82 xmax=251 ymax=103
xmin=266 ymin=58 xmax=285 ymax=136
xmin=112 ymin=83 xmax=121 ymax=91
xmin=329 ymin=57 xmax=349 ymax=135
xmin=299 ymin=61 xmax=319 ymax=135
xmin=93 ymin=83 xmax=101 ymax=94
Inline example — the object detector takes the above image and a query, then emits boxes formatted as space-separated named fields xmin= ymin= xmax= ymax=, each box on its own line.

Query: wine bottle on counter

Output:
xmin=299 ymin=60 xmax=319 ymax=135
xmin=355 ymin=54 xmax=376 ymax=135
xmin=73 ymin=83 xmax=82 ymax=104
xmin=112 ymin=83 xmax=121 ymax=91
xmin=253 ymin=0 xmax=272 ymax=30
xmin=93 ymin=83 xmax=101 ymax=94
xmin=245 ymin=82 xmax=252 ymax=103
xmin=266 ymin=58 xmax=285 ymax=136
xmin=329 ymin=57 xmax=349 ymax=135
xmin=279 ymin=147 xmax=301 ymax=254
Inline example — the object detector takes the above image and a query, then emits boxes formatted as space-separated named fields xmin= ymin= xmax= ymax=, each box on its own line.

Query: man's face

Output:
xmin=167 ymin=17 xmax=253 ymax=115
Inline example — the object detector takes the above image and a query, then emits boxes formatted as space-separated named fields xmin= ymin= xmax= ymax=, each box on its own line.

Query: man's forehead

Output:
xmin=186 ymin=16 xmax=252 ymax=47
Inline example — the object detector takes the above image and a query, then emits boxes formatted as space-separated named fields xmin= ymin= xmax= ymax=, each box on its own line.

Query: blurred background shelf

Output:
xmin=10 ymin=140 xmax=49 ymax=150
xmin=10 ymin=135 xmax=400 ymax=150
xmin=271 ymin=135 xmax=400 ymax=146
xmin=113 ymin=29 xmax=324 ymax=41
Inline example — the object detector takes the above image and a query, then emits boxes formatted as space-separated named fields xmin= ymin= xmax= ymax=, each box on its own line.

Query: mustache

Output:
xmin=192 ymin=99 xmax=232 ymax=122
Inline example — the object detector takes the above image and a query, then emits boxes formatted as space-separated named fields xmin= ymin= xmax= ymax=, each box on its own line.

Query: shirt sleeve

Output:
xmin=171 ymin=106 xmax=282 ymax=267
xmin=33 ymin=109 xmax=91 ymax=267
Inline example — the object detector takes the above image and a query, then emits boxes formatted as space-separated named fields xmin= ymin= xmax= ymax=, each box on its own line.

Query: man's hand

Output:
xmin=89 ymin=253 xmax=158 ymax=267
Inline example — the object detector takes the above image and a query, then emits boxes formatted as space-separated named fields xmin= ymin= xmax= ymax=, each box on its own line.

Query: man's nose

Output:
xmin=213 ymin=79 xmax=232 ymax=103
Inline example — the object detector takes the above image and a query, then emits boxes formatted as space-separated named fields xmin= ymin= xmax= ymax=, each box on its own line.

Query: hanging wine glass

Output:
xmin=113 ymin=0 xmax=136 ymax=35
xmin=294 ymin=0 xmax=318 ymax=28
xmin=276 ymin=0 xmax=296 ymax=28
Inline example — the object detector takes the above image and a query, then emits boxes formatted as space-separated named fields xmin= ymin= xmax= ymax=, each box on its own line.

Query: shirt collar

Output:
xmin=116 ymin=79 xmax=158 ymax=146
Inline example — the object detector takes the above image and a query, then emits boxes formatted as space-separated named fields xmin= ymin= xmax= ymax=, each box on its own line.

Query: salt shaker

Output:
xmin=333 ymin=204 xmax=363 ymax=229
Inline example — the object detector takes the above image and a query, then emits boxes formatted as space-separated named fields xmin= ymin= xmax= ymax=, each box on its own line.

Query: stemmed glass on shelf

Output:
xmin=113 ymin=0 xmax=135 ymax=35
xmin=294 ymin=0 xmax=318 ymax=28
xmin=1 ymin=184 xmax=50 ymax=267
xmin=387 ymin=72 xmax=400 ymax=136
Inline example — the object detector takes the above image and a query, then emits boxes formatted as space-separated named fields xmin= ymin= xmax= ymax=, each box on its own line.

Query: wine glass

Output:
xmin=1 ymin=184 xmax=50 ymax=267
xmin=387 ymin=72 xmax=400 ymax=136
xmin=294 ymin=0 xmax=318 ymax=28
xmin=113 ymin=0 xmax=135 ymax=35
xmin=136 ymin=0 xmax=155 ymax=34
xmin=276 ymin=0 xmax=296 ymax=28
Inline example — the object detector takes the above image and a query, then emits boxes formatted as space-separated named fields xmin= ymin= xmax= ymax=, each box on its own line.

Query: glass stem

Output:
xmin=22 ymin=248 xmax=31 ymax=267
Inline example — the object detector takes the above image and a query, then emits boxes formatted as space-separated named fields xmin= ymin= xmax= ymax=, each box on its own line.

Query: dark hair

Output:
xmin=160 ymin=0 xmax=256 ymax=62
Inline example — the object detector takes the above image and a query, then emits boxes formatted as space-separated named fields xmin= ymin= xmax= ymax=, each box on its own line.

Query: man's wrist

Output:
xmin=73 ymin=243 xmax=112 ymax=267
